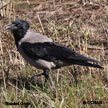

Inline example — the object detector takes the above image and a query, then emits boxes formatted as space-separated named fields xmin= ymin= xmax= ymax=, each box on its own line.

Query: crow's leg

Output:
xmin=43 ymin=69 xmax=49 ymax=82
xmin=71 ymin=71 xmax=78 ymax=87
xmin=30 ymin=69 xmax=49 ymax=82
xmin=30 ymin=72 xmax=44 ymax=82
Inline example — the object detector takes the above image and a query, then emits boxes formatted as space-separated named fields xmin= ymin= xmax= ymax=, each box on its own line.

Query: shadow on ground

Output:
xmin=0 ymin=75 xmax=48 ymax=90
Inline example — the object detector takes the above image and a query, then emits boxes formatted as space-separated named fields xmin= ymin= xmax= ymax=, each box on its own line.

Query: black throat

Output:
xmin=13 ymin=29 xmax=28 ymax=47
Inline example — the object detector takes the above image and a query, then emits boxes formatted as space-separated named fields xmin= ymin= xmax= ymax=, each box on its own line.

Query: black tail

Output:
xmin=74 ymin=61 xmax=103 ymax=69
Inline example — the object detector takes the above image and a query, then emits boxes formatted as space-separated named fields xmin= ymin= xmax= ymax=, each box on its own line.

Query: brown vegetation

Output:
xmin=0 ymin=0 xmax=108 ymax=107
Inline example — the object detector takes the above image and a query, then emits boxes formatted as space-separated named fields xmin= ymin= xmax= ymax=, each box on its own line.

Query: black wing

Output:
xmin=20 ymin=42 xmax=99 ymax=63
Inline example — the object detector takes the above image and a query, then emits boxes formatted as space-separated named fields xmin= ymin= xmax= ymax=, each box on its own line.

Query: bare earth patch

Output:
xmin=0 ymin=0 xmax=108 ymax=108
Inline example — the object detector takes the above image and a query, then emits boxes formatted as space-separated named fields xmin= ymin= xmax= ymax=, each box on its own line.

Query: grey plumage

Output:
xmin=6 ymin=20 xmax=103 ymax=82
xmin=19 ymin=29 xmax=52 ymax=44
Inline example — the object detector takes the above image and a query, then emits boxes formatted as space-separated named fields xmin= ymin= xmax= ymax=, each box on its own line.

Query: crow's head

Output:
xmin=6 ymin=20 xmax=29 ymax=41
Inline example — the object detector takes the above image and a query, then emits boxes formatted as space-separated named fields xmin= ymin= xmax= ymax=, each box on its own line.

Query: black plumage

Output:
xmin=21 ymin=42 xmax=102 ymax=69
xmin=6 ymin=20 xmax=103 ymax=82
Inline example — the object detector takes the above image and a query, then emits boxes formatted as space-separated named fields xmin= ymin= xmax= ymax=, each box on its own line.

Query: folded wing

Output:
xmin=20 ymin=42 xmax=103 ymax=68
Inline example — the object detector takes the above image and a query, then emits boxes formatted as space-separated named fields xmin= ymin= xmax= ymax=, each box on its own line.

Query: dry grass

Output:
xmin=0 ymin=0 xmax=108 ymax=108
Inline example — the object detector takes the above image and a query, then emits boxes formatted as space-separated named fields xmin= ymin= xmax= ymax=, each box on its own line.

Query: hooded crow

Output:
xmin=6 ymin=20 xmax=103 ymax=81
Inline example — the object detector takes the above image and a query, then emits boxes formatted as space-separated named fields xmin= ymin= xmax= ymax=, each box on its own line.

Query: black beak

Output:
xmin=6 ymin=24 xmax=17 ymax=30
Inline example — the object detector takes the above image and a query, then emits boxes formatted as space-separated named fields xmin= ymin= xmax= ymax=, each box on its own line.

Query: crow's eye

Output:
xmin=13 ymin=23 xmax=19 ymax=27
xmin=16 ymin=24 xmax=20 ymax=27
